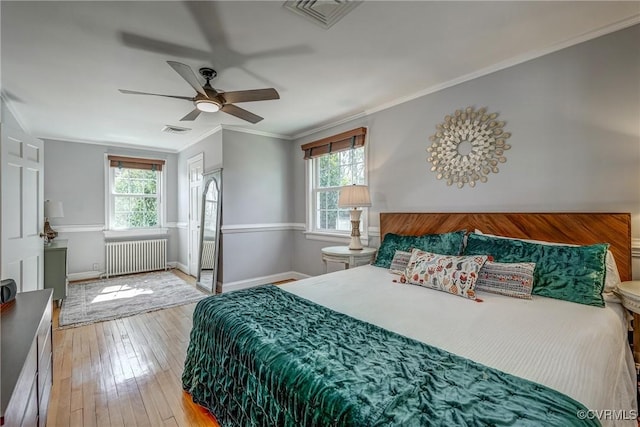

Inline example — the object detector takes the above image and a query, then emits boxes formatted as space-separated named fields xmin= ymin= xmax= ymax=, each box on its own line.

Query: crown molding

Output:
xmin=42 ymin=136 xmax=178 ymax=153
xmin=0 ymin=93 xmax=31 ymax=134
xmin=292 ymin=14 xmax=640 ymax=141
xmin=179 ymin=125 xmax=224 ymax=152
xmin=293 ymin=112 xmax=368 ymax=141
xmin=222 ymin=125 xmax=293 ymax=141
xmin=177 ymin=124 xmax=293 ymax=154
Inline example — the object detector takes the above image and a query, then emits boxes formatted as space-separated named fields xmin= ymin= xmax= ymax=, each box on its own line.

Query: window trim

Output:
xmin=104 ymin=154 xmax=167 ymax=235
xmin=304 ymin=135 xmax=369 ymax=243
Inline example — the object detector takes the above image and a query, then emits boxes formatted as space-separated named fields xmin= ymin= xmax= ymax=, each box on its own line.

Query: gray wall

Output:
xmin=175 ymin=128 xmax=294 ymax=284
xmin=220 ymin=129 xmax=293 ymax=283
xmin=292 ymin=24 xmax=640 ymax=277
xmin=43 ymin=139 xmax=179 ymax=276
xmin=176 ymin=130 xmax=223 ymax=270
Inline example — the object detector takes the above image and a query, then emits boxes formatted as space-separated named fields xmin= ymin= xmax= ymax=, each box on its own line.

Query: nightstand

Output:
xmin=321 ymin=246 xmax=377 ymax=273
xmin=44 ymin=239 xmax=68 ymax=307
xmin=616 ymin=281 xmax=640 ymax=361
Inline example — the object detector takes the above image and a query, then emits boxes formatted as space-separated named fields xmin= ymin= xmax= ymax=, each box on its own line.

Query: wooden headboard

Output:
xmin=379 ymin=212 xmax=632 ymax=281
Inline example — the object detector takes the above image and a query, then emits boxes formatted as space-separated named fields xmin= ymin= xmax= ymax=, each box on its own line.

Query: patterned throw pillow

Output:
xmin=464 ymin=233 xmax=608 ymax=307
xmin=389 ymin=250 xmax=412 ymax=274
xmin=475 ymin=261 xmax=536 ymax=299
xmin=374 ymin=231 xmax=466 ymax=269
xmin=400 ymin=249 xmax=488 ymax=300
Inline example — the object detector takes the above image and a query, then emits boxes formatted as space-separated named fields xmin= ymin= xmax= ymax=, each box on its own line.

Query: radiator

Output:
xmin=201 ymin=241 xmax=217 ymax=270
xmin=105 ymin=239 xmax=167 ymax=278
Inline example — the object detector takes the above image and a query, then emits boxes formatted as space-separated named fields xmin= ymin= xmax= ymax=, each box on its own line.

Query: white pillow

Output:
xmin=473 ymin=230 xmax=621 ymax=303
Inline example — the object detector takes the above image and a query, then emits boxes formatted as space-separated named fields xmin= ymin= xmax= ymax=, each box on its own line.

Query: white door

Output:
xmin=187 ymin=153 xmax=203 ymax=276
xmin=1 ymin=124 xmax=45 ymax=292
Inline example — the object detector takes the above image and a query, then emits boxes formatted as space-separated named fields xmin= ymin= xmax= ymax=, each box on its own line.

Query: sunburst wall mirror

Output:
xmin=427 ymin=106 xmax=511 ymax=188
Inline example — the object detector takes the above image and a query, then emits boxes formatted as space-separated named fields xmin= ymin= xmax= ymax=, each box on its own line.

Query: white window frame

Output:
xmin=305 ymin=143 xmax=369 ymax=244
xmin=104 ymin=154 xmax=167 ymax=238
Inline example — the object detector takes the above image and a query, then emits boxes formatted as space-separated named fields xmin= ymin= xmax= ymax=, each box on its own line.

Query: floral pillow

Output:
xmin=475 ymin=261 xmax=536 ymax=299
xmin=400 ymin=249 xmax=488 ymax=300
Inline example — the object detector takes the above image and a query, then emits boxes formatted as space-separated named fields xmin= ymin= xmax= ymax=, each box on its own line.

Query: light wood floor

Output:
xmin=47 ymin=272 xmax=220 ymax=427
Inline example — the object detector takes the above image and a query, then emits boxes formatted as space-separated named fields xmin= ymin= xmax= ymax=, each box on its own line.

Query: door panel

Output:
xmin=23 ymin=255 xmax=39 ymax=292
xmin=1 ymin=125 xmax=44 ymax=292
xmin=24 ymin=168 xmax=40 ymax=236
xmin=4 ymin=163 xmax=22 ymax=239
xmin=187 ymin=154 xmax=203 ymax=276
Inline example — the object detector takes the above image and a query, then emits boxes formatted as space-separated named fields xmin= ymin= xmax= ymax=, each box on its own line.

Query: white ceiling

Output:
xmin=2 ymin=1 xmax=639 ymax=152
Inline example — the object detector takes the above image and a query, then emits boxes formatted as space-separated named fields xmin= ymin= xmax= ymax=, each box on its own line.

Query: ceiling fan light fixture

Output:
xmin=195 ymin=99 xmax=221 ymax=113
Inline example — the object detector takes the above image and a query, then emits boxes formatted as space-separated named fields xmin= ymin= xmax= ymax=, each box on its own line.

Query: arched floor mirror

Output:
xmin=197 ymin=169 xmax=222 ymax=293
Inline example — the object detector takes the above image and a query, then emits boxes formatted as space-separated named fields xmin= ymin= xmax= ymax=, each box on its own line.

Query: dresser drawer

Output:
xmin=37 ymin=360 xmax=52 ymax=427
xmin=19 ymin=377 xmax=38 ymax=427
xmin=36 ymin=304 xmax=51 ymax=364
xmin=37 ymin=344 xmax=51 ymax=409
xmin=3 ymin=341 xmax=37 ymax=427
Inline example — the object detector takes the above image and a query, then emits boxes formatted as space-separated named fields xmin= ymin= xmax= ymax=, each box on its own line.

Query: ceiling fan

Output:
xmin=119 ymin=61 xmax=279 ymax=124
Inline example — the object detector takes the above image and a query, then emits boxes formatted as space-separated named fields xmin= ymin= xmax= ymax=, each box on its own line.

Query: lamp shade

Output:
xmin=338 ymin=185 xmax=371 ymax=208
xmin=44 ymin=200 xmax=64 ymax=218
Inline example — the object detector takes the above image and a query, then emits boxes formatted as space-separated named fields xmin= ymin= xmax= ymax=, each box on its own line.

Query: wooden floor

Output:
xmin=47 ymin=272 xmax=220 ymax=427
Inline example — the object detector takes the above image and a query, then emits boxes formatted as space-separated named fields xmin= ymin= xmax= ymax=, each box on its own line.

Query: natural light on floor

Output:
xmin=91 ymin=284 xmax=153 ymax=303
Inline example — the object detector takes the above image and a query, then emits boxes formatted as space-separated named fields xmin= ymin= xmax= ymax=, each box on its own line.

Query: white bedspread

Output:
xmin=280 ymin=265 xmax=637 ymax=426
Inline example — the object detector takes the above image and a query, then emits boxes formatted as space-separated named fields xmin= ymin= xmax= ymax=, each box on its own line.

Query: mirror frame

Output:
xmin=196 ymin=168 xmax=222 ymax=293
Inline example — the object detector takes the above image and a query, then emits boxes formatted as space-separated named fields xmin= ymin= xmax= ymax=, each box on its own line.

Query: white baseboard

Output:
xmin=175 ymin=262 xmax=189 ymax=274
xmin=222 ymin=271 xmax=310 ymax=293
xmin=68 ymin=271 xmax=102 ymax=282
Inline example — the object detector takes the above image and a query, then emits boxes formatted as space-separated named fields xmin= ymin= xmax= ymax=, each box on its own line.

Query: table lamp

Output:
xmin=338 ymin=184 xmax=371 ymax=250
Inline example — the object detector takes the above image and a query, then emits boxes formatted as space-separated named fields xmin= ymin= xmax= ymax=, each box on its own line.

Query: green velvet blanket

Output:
xmin=182 ymin=285 xmax=598 ymax=426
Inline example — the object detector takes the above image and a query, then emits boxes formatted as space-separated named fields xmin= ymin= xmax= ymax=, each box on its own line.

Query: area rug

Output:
xmin=59 ymin=271 xmax=208 ymax=328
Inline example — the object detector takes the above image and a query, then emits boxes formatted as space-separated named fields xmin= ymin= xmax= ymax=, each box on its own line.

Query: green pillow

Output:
xmin=463 ymin=233 xmax=608 ymax=307
xmin=374 ymin=231 xmax=466 ymax=269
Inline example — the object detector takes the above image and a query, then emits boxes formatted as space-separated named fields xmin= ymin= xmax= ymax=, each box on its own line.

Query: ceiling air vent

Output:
xmin=162 ymin=125 xmax=191 ymax=134
xmin=283 ymin=0 xmax=362 ymax=29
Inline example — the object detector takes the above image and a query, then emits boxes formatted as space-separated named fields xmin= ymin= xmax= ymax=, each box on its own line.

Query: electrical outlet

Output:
xmin=92 ymin=263 xmax=100 ymax=271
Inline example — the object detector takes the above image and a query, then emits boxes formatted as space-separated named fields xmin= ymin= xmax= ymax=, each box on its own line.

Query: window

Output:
xmin=301 ymin=127 xmax=367 ymax=236
xmin=314 ymin=147 xmax=365 ymax=232
xmin=106 ymin=156 xmax=164 ymax=230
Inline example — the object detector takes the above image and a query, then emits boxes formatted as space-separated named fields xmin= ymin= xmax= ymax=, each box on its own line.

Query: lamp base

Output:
xmin=42 ymin=219 xmax=58 ymax=241
xmin=348 ymin=208 xmax=363 ymax=250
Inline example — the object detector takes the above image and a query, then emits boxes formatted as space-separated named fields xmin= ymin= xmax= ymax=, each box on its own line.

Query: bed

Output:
xmin=183 ymin=212 xmax=636 ymax=426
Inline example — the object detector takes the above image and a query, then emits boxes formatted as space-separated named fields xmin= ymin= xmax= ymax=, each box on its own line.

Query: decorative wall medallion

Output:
xmin=427 ymin=106 xmax=511 ymax=188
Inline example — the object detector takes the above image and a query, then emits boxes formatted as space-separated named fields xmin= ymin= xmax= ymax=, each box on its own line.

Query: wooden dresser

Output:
xmin=1 ymin=289 xmax=53 ymax=427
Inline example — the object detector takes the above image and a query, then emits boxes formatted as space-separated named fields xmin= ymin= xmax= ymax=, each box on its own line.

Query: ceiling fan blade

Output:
xmin=221 ymin=89 xmax=280 ymax=104
xmin=119 ymin=89 xmax=193 ymax=101
xmin=221 ymin=104 xmax=263 ymax=124
xmin=180 ymin=109 xmax=202 ymax=121
xmin=167 ymin=61 xmax=208 ymax=97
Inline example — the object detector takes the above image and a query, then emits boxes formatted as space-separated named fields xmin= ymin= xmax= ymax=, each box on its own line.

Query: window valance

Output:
xmin=300 ymin=127 xmax=366 ymax=160
xmin=108 ymin=155 xmax=165 ymax=171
